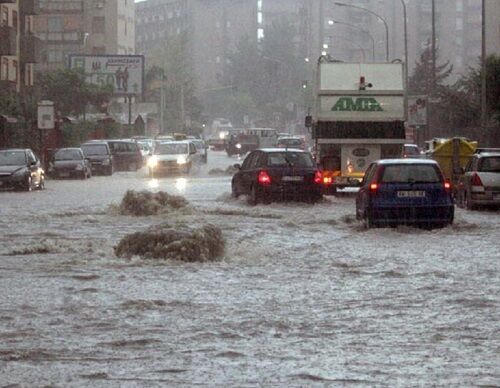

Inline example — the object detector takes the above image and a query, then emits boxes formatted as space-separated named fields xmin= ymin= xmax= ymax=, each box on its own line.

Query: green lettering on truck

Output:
xmin=331 ymin=97 xmax=383 ymax=112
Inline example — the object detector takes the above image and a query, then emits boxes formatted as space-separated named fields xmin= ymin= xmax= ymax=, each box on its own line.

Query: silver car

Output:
xmin=456 ymin=152 xmax=500 ymax=209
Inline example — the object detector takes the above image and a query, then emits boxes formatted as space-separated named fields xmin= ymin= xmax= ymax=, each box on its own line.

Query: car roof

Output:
xmin=82 ymin=141 xmax=108 ymax=145
xmin=157 ymin=140 xmax=191 ymax=145
xmin=376 ymin=158 xmax=438 ymax=165
xmin=0 ymin=148 xmax=27 ymax=152
xmin=56 ymin=147 xmax=81 ymax=151
xmin=476 ymin=152 xmax=500 ymax=157
xmin=257 ymin=148 xmax=308 ymax=153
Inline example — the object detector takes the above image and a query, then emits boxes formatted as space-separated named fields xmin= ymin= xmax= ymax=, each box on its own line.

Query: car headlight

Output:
xmin=177 ymin=156 xmax=187 ymax=165
xmin=75 ymin=164 xmax=84 ymax=171
xmin=147 ymin=156 xmax=158 ymax=168
xmin=236 ymin=143 xmax=242 ymax=149
xmin=102 ymin=159 xmax=110 ymax=166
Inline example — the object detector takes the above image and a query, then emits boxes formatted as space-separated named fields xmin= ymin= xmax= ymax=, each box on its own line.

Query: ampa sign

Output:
xmin=331 ymin=97 xmax=383 ymax=112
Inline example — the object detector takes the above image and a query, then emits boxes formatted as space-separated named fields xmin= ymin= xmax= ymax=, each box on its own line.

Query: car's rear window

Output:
xmin=404 ymin=145 xmax=420 ymax=155
xmin=380 ymin=164 xmax=441 ymax=183
xmin=278 ymin=138 xmax=303 ymax=147
xmin=266 ymin=152 xmax=314 ymax=168
xmin=478 ymin=156 xmax=500 ymax=172
xmin=82 ymin=144 xmax=108 ymax=156
xmin=155 ymin=143 xmax=188 ymax=155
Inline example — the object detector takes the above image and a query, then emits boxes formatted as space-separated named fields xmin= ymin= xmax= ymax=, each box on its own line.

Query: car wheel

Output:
xmin=248 ymin=185 xmax=261 ymax=206
xmin=231 ymin=181 xmax=239 ymax=198
xmin=106 ymin=165 xmax=113 ymax=176
xmin=465 ymin=192 xmax=476 ymax=210
xmin=25 ymin=176 xmax=33 ymax=192
xmin=81 ymin=171 xmax=87 ymax=180
xmin=88 ymin=169 xmax=92 ymax=179
xmin=363 ymin=211 xmax=375 ymax=228
xmin=37 ymin=176 xmax=45 ymax=190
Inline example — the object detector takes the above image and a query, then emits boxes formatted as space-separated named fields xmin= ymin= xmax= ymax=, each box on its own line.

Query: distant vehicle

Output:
xmin=277 ymin=136 xmax=307 ymax=150
xmin=107 ymin=140 xmax=143 ymax=171
xmin=231 ymin=148 xmax=327 ymax=205
xmin=49 ymin=148 xmax=92 ymax=179
xmin=147 ymin=140 xmax=200 ymax=177
xmin=190 ymin=139 xmax=208 ymax=163
xmin=0 ymin=148 xmax=45 ymax=191
xmin=456 ymin=152 xmax=500 ymax=210
xmin=209 ymin=118 xmax=234 ymax=150
xmin=136 ymin=140 xmax=153 ymax=159
xmin=224 ymin=130 xmax=258 ymax=156
xmin=402 ymin=144 xmax=420 ymax=158
xmin=81 ymin=141 xmax=114 ymax=176
xmin=355 ymin=159 xmax=454 ymax=228
xmin=245 ymin=128 xmax=278 ymax=148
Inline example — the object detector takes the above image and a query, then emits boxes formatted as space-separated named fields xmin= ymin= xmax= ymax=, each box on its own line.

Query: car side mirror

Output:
xmin=30 ymin=161 xmax=37 ymax=166
xmin=233 ymin=163 xmax=241 ymax=170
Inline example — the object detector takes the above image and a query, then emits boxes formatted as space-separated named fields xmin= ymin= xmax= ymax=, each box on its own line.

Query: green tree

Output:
xmin=0 ymin=89 xmax=21 ymax=116
xmin=37 ymin=68 xmax=113 ymax=117
xmin=147 ymin=34 xmax=203 ymax=133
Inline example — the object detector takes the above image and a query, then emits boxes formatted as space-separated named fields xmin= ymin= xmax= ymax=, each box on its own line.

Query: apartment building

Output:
xmin=0 ymin=0 xmax=41 ymax=92
xmin=485 ymin=0 xmax=500 ymax=55
xmin=34 ymin=0 xmax=135 ymax=73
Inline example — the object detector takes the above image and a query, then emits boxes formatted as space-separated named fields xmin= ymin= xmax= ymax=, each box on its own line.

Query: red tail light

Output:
xmin=471 ymin=173 xmax=483 ymax=187
xmin=444 ymin=180 xmax=452 ymax=192
xmin=258 ymin=170 xmax=271 ymax=185
xmin=314 ymin=170 xmax=322 ymax=184
xmin=369 ymin=182 xmax=379 ymax=193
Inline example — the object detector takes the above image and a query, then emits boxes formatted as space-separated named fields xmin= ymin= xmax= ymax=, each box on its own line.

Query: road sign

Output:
xmin=408 ymin=95 xmax=427 ymax=126
xmin=68 ymin=55 xmax=144 ymax=96
xmin=37 ymin=100 xmax=54 ymax=129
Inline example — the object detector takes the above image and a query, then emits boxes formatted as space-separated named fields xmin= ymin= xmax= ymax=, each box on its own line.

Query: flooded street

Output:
xmin=1 ymin=151 xmax=499 ymax=386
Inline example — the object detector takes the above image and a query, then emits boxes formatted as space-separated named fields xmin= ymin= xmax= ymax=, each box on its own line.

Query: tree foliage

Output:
xmin=146 ymin=34 xmax=203 ymax=133
xmin=37 ymin=68 xmax=113 ymax=117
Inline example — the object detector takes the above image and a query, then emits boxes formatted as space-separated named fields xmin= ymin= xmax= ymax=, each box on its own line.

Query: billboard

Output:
xmin=69 ymin=55 xmax=144 ymax=96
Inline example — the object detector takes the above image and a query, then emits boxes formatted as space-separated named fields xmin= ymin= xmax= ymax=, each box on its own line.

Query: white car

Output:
xmin=147 ymin=141 xmax=201 ymax=177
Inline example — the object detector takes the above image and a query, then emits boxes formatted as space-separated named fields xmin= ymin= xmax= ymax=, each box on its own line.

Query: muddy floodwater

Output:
xmin=1 ymin=152 xmax=499 ymax=386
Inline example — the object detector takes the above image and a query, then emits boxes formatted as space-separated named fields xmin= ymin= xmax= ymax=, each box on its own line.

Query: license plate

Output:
xmin=397 ymin=190 xmax=426 ymax=198
xmin=282 ymin=176 xmax=303 ymax=182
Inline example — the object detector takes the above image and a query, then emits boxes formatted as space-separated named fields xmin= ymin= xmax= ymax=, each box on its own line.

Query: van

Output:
xmin=107 ymin=140 xmax=143 ymax=171
xmin=245 ymin=128 xmax=278 ymax=148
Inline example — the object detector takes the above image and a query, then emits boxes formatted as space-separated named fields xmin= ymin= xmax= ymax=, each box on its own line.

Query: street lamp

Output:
xmin=328 ymin=19 xmax=375 ymax=61
xmin=334 ymin=1 xmax=389 ymax=61
xmin=400 ymin=0 xmax=409 ymax=122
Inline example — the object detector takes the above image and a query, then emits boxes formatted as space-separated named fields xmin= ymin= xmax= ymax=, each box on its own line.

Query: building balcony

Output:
xmin=0 ymin=25 xmax=17 ymax=56
xmin=38 ymin=0 xmax=83 ymax=14
xmin=19 ymin=0 xmax=40 ymax=15
xmin=20 ymin=33 xmax=43 ymax=63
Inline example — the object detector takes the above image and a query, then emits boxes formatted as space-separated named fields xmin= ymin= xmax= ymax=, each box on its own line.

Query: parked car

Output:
xmin=0 ymin=148 xmax=45 ymax=191
xmin=355 ymin=159 xmax=454 ymax=228
xmin=81 ymin=141 xmax=114 ymax=175
xmin=147 ymin=141 xmax=200 ymax=177
xmin=107 ymin=140 xmax=143 ymax=171
xmin=231 ymin=148 xmax=326 ymax=205
xmin=456 ymin=152 xmax=500 ymax=209
xmin=191 ymin=139 xmax=208 ymax=163
xmin=276 ymin=136 xmax=307 ymax=150
xmin=49 ymin=148 xmax=92 ymax=179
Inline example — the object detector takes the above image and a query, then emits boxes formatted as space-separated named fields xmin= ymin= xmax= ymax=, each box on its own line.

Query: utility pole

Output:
xmin=481 ymin=0 xmax=487 ymax=129
xmin=319 ymin=0 xmax=325 ymax=55
xmin=431 ymin=0 xmax=436 ymax=92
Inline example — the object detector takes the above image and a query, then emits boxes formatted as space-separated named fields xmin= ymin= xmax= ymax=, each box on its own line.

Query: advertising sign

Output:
xmin=319 ymin=95 xmax=405 ymax=121
xmin=68 ymin=55 xmax=144 ymax=96
xmin=37 ymin=100 xmax=55 ymax=129
xmin=408 ymin=95 xmax=427 ymax=126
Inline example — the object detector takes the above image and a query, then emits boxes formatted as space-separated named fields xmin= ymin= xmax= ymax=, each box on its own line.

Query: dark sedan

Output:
xmin=0 ymin=149 xmax=45 ymax=191
xmin=231 ymin=148 xmax=327 ymax=205
xmin=49 ymin=148 xmax=92 ymax=179
xmin=81 ymin=142 xmax=114 ymax=175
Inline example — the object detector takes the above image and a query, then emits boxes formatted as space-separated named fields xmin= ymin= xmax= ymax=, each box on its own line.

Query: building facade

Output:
xmin=485 ymin=0 xmax=500 ymax=55
xmin=34 ymin=0 xmax=135 ymax=73
xmin=0 ymin=0 xmax=41 ymax=92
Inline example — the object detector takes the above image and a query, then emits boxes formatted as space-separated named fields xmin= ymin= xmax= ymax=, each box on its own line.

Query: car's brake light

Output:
xmin=314 ymin=170 xmax=322 ymax=184
xmin=369 ymin=183 xmax=378 ymax=193
xmin=323 ymin=176 xmax=333 ymax=185
xmin=471 ymin=173 xmax=483 ymax=187
xmin=444 ymin=180 xmax=452 ymax=192
xmin=258 ymin=170 xmax=271 ymax=185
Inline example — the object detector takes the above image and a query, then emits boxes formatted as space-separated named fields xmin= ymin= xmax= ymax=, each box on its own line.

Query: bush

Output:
xmin=118 ymin=190 xmax=188 ymax=216
xmin=115 ymin=223 xmax=225 ymax=262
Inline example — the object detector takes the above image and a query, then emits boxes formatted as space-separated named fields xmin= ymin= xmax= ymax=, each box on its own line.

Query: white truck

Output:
xmin=307 ymin=59 xmax=406 ymax=191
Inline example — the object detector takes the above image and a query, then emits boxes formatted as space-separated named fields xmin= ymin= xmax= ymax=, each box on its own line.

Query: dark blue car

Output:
xmin=356 ymin=159 xmax=454 ymax=228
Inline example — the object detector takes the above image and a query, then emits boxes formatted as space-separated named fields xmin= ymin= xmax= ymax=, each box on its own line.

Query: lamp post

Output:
xmin=328 ymin=19 xmax=375 ymax=61
xmin=400 ymin=0 xmax=408 ymax=123
xmin=334 ymin=1 xmax=389 ymax=61
xmin=481 ymin=0 xmax=487 ymax=129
